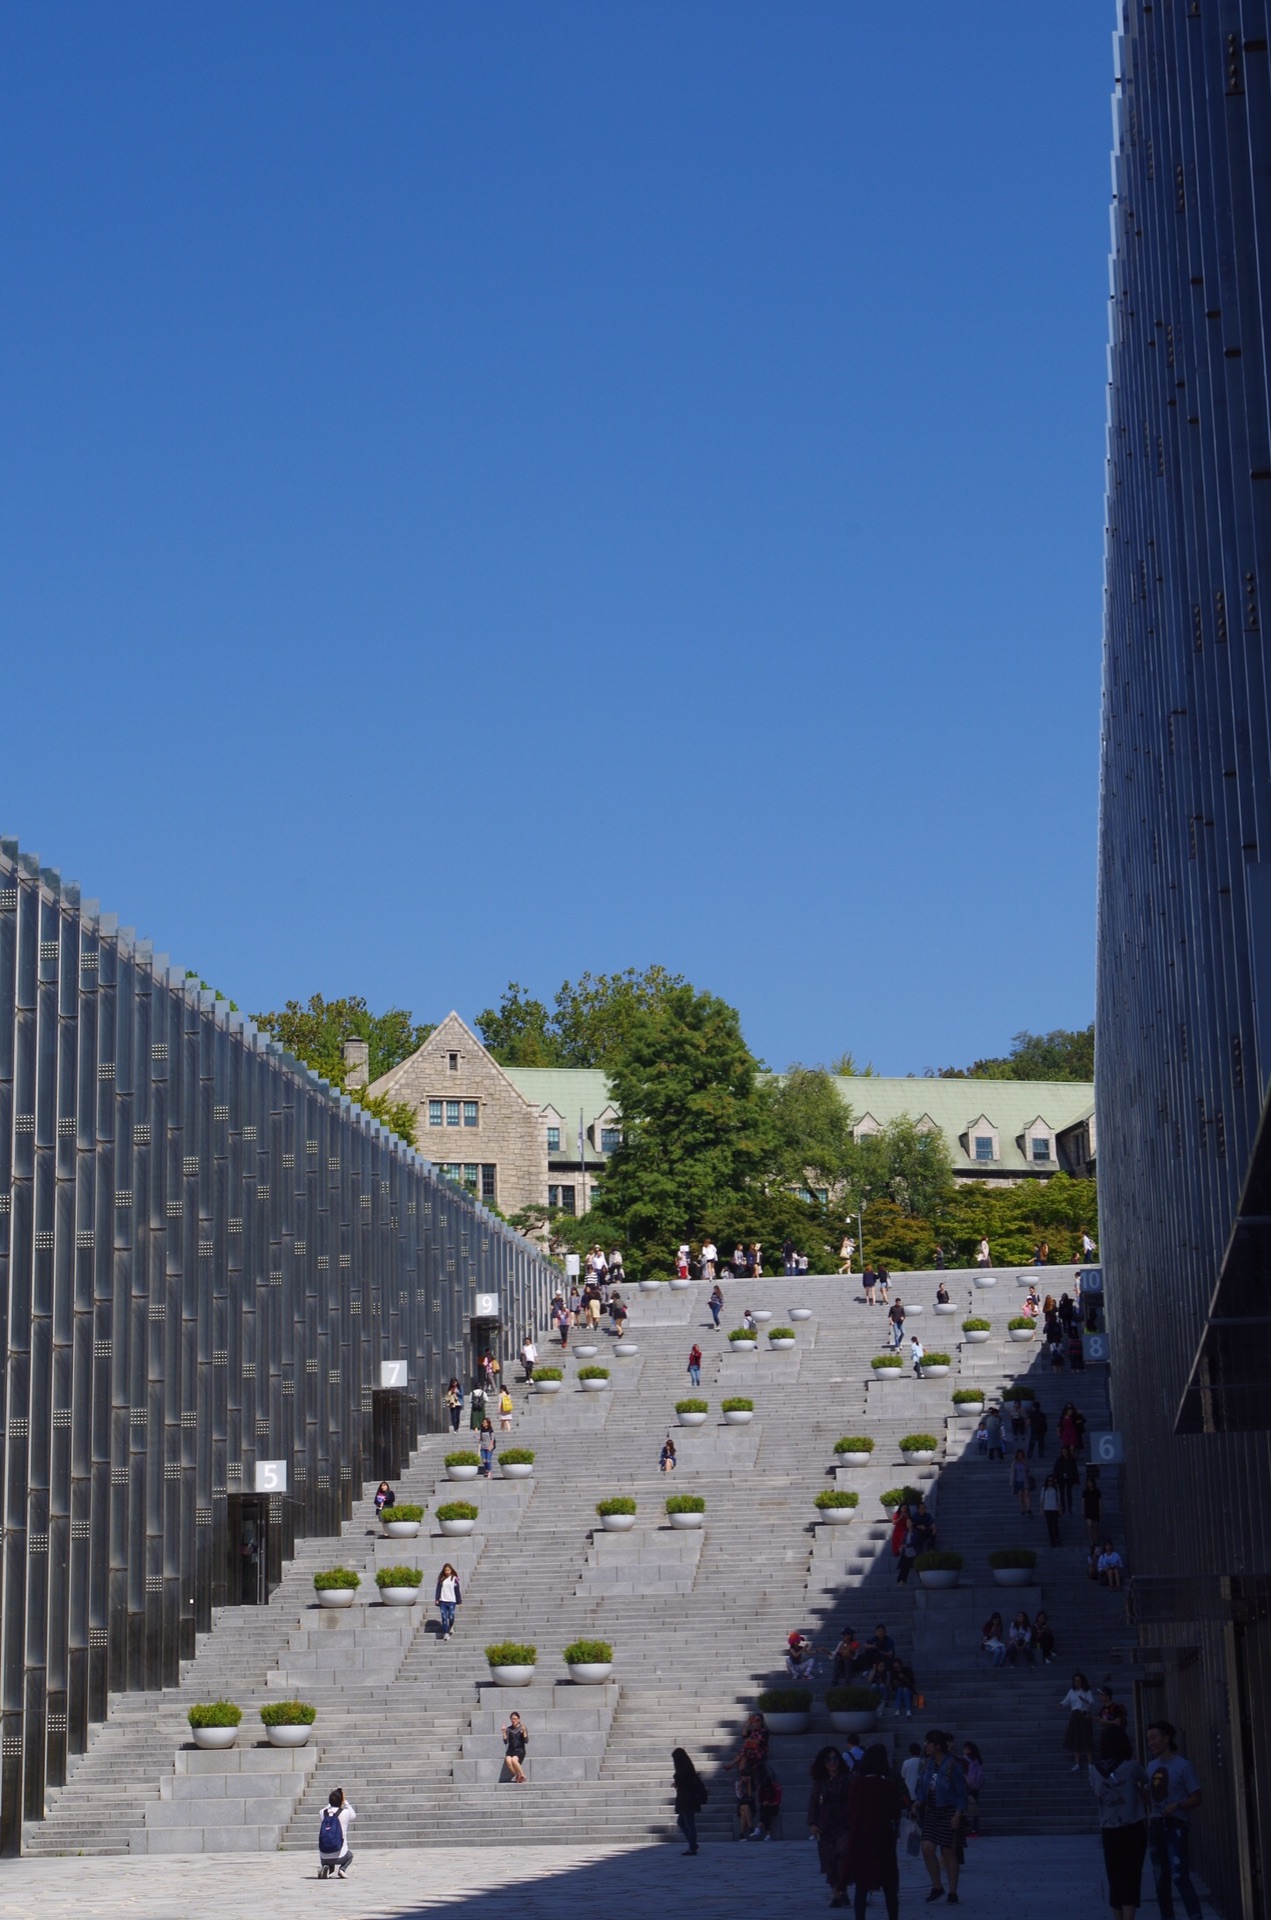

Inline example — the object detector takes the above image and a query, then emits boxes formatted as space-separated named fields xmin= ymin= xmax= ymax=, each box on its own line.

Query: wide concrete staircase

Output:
xmin=25 ymin=1263 xmax=1124 ymax=1853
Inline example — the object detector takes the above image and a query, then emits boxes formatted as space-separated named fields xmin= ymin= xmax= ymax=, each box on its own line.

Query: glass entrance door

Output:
xmin=226 ymin=1496 xmax=269 ymax=1605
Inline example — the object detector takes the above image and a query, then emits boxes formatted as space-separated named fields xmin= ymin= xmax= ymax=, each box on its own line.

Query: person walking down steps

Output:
xmin=435 ymin=1563 xmax=462 ymax=1640
xmin=317 ymin=1786 xmax=356 ymax=1879
xmin=687 ymin=1342 xmax=703 ymax=1388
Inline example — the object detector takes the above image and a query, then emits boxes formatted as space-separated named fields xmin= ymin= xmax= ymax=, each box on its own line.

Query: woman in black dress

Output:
xmin=807 ymin=1746 xmax=853 ymax=1906
xmin=671 ymin=1747 xmax=707 ymax=1855
xmin=1089 ymin=1725 xmax=1149 ymax=1918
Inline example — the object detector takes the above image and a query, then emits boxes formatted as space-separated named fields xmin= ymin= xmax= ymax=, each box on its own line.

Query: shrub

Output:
xmin=815 ymin=1489 xmax=860 ymax=1510
xmin=675 ymin=1399 xmax=709 ymax=1413
xmin=1001 ymin=1384 xmax=1037 ymax=1401
xmin=880 ymin=1486 xmax=920 ymax=1508
xmin=721 ymin=1397 xmax=754 ymax=1413
xmin=501 ymin=1447 xmax=535 ymax=1465
xmin=313 ymin=1567 xmax=360 ymax=1591
xmin=376 ymin=1565 xmax=424 ymax=1587
xmin=826 ymin=1686 xmax=878 ymax=1712
xmin=436 ymin=1501 xmax=478 ymax=1522
xmin=486 ymin=1642 xmax=536 ymax=1666
xmin=563 ymin=1638 xmax=613 ymax=1665
xmin=260 ymin=1700 xmax=316 ymax=1726
xmin=988 ymin=1546 xmax=1038 ymax=1569
xmin=534 ymin=1366 xmax=563 ymax=1381
xmin=577 ymin=1365 xmax=610 ymax=1380
xmin=767 ymin=1326 xmax=796 ymax=1339
xmin=834 ymin=1436 xmax=874 ymax=1454
xmin=382 ymin=1504 xmax=424 ymax=1523
xmin=728 ymin=1328 xmax=758 ymax=1342
xmin=188 ymin=1700 xmax=242 ymax=1728
xmin=900 ymin=1434 xmax=939 ymax=1452
xmin=952 ymin=1388 xmax=986 ymax=1404
xmin=1008 ymin=1316 xmax=1036 ymax=1331
xmin=962 ymin=1318 xmax=991 ymax=1332
xmin=666 ymin=1494 xmax=706 ymax=1514
xmin=914 ymin=1550 xmax=963 ymax=1572
xmin=871 ymin=1353 xmax=903 ymax=1369
xmin=596 ymin=1496 xmax=636 ymax=1516
xmin=445 ymin=1451 xmax=480 ymax=1467
xmin=757 ymin=1687 xmax=811 ymax=1713
xmin=922 ymin=1352 xmax=951 ymax=1366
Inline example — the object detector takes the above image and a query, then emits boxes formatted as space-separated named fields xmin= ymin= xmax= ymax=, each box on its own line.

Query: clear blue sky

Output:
xmin=0 ymin=5 xmax=1112 ymax=1074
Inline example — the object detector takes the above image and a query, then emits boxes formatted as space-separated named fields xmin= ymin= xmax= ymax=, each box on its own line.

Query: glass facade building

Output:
xmin=1098 ymin=6 xmax=1271 ymax=1915
xmin=0 ymin=839 xmax=554 ymax=1851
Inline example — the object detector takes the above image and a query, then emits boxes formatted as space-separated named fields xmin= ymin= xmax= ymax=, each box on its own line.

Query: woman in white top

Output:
xmin=317 ymin=1786 xmax=356 ymax=1878
xmin=1061 ymin=1672 xmax=1096 ymax=1769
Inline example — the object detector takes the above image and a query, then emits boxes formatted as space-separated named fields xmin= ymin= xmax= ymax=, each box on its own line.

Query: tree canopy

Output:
xmin=930 ymin=1025 xmax=1094 ymax=1083
xmin=249 ymin=993 xmax=431 ymax=1146
xmin=476 ymin=967 xmax=686 ymax=1068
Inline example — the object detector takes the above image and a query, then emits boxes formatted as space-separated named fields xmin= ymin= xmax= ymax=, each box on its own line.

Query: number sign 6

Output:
xmin=1090 ymin=1432 xmax=1124 ymax=1465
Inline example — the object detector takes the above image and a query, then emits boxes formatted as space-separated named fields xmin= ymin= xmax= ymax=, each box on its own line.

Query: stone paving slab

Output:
xmin=0 ymin=1836 xmax=1132 ymax=1920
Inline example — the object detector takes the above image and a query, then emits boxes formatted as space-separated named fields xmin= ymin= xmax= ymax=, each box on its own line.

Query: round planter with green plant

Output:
xmin=486 ymin=1642 xmax=537 ymax=1686
xmin=260 ymin=1700 xmax=316 ymax=1747
xmin=827 ymin=1686 xmax=878 ymax=1735
xmin=989 ymin=1546 xmax=1038 ymax=1586
xmin=915 ymin=1550 xmax=963 ymax=1590
xmin=188 ymin=1701 xmax=242 ymax=1750
xmin=757 ymin=1687 xmax=812 ymax=1734
xmin=501 ymin=1448 xmax=535 ymax=1479
xmin=721 ymin=1396 xmax=754 ymax=1424
xmin=1001 ymin=1384 xmax=1037 ymax=1402
xmin=675 ymin=1399 xmax=709 ymax=1426
xmin=963 ymin=1318 xmax=992 ymax=1343
xmin=1008 ymin=1316 xmax=1036 ymax=1342
xmin=952 ymin=1388 xmax=986 ymax=1415
xmin=437 ymin=1501 xmax=478 ymax=1537
xmin=728 ymin=1328 xmax=758 ymax=1347
xmin=313 ymin=1567 xmax=361 ymax=1610
xmin=376 ymin=1565 xmax=424 ymax=1606
xmin=767 ymin=1326 xmax=796 ymax=1349
xmin=563 ymin=1638 xmax=614 ymax=1684
xmin=834 ymin=1436 xmax=874 ymax=1468
xmin=445 ymin=1451 xmax=481 ymax=1482
xmin=871 ymin=1353 xmax=903 ymax=1380
xmin=533 ymin=1367 xmax=563 ymax=1395
xmin=880 ymin=1486 xmax=920 ymax=1510
xmin=814 ymin=1489 xmax=860 ymax=1525
xmin=919 ymin=1352 xmax=951 ymax=1378
xmin=899 ymin=1434 xmax=939 ymax=1464
xmin=381 ymin=1503 xmax=424 ymax=1539
xmin=578 ymin=1365 xmax=610 ymax=1391
xmin=596 ymin=1496 xmax=636 ymax=1533
xmin=666 ymin=1494 xmax=705 ymax=1529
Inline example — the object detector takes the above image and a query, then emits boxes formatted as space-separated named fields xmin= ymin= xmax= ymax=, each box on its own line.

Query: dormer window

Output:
xmin=1031 ymin=1136 xmax=1052 ymax=1162
xmin=547 ymin=1126 xmax=561 ymax=1152
xmin=974 ymin=1136 xmax=995 ymax=1162
xmin=600 ymin=1128 xmax=622 ymax=1154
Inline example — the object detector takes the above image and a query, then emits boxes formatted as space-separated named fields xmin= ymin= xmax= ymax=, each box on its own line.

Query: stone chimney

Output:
xmin=343 ymin=1039 xmax=369 ymax=1089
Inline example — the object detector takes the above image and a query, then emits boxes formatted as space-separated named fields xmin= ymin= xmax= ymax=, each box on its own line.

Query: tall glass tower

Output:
xmin=1097 ymin=6 xmax=1271 ymax=1915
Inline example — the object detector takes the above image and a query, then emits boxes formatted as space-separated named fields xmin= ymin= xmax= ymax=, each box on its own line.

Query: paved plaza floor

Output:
xmin=0 ymin=1836 xmax=1127 ymax=1920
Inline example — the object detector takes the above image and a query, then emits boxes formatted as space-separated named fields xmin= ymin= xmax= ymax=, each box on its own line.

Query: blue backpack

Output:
xmin=319 ymin=1808 xmax=343 ymax=1856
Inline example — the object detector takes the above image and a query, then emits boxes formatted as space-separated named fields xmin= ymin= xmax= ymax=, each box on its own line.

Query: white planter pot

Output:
xmin=668 ymin=1511 xmax=704 ymax=1529
xmin=768 ymin=1337 xmax=796 ymax=1350
xmin=676 ymin=1411 xmax=709 ymax=1426
xmin=955 ymin=1403 xmax=985 ymax=1417
xmin=489 ymin=1665 xmax=536 ymax=1687
xmin=964 ymin=1330 xmax=991 ymax=1344
xmin=580 ymin=1378 xmax=609 ymax=1392
xmin=316 ymin=1588 xmax=357 ymax=1609
xmin=567 ymin=1663 xmax=613 ymax=1685
xmin=752 ymin=1310 xmax=773 ymax=1323
xmin=1009 ymin=1327 xmax=1036 ymax=1343
xmin=573 ymin=1344 xmax=599 ymax=1359
xmin=933 ymin=1302 xmax=958 ymax=1316
xmin=265 ymin=1724 xmax=313 ymax=1748
xmin=722 ymin=1409 xmax=754 ymax=1424
xmin=829 ymin=1710 xmax=877 ymax=1735
xmin=973 ymin=1274 xmax=998 ymax=1288
xmin=533 ymin=1379 xmax=562 ymax=1394
xmin=669 ymin=1278 xmax=691 ymax=1291
xmin=904 ymin=1302 xmax=924 ymax=1315
xmin=790 ymin=1308 xmax=813 ymax=1321
xmin=190 ymin=1724 xmax=239 ymax=1750
xmin=836 ymin=1450 xmax=871 ymax=1466
xmin=730 ymin=1340 xmax=758 ymax=1353
xmin=439 ymin=1517 xmax=476 ymax=1536
xmin=917 ymin=1568 xmax=959 ymax=1590
xmin=992 ymin=1565 xmax=1036 ymax=1586
xmin=501 ymin=1462 xmax=534 ymax=1478
xmin=920 ymin=1365 xmax=950 ymax=1378
xmin=764 ymin=1712 xmax=810 ymax=1734
xmin=446 ymin=1464 xmax=480 ymax=1481
xmin=640 ymin=1280 xmax=663 ymax=1293
xmin=816 ymin=1507 xmax=856 ymax=1525
xmin=902 ymin=1450 xmax=936 ymax=1465
xmin=379 ymin=1584 xmax=421 ymax=1604
xmin=614 ymin=1343 xmax=639 ymax=1358
xmin=599 ymin=1512 xmax=635 ymax=1531
xmin=381 ymin=1519 xmax=421 ymax=1538
xmin=872 ymin=1367 xmax=904 ymax=1383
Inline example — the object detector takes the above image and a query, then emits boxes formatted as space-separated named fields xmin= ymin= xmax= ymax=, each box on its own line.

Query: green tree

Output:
xmin=856 ymin=1117 xmax=956 ymax=1220
xmin=589 ymin=983 xmax=768 ymax=1275
xmin=474 ymin=984 xmax=557 ymax=1066
xmin=931 ymin=1025 xmax=1094 ymax=1082
xmin=477 ymin=967 xmax=686 ymax=1068
xmin=766 ymin=1066 xmax=857 ymax=1193
xmin=828 ymin=1052 xmax=877 ymax=1077
xmin=250 ymin=993 xmax=431 ymax=1147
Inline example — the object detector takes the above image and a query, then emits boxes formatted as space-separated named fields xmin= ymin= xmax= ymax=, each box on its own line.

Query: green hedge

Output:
xmin=445 ymin=1451 xmax=480 ymax=1467
xmin=382 ymin=1504 xmax=424 ymax=1523
xmin=501 ymin=1448 xmax=535 ymax=1465
xmin=871 ymin=1353 xmax=903 ymax=1368
xmin=577 ymin=1365 xmax=610 ymax=1380
xmin=563 ymin=1638 xmax=612 ymax=1664
xmin=486 ymin=1642 xmax=536 ymax=1665
xmin=721 ymin=1397 xmax=753 ymax=1413
xmin=188 ymin=1700 xmax=241 ymax=1728
xmin=666 ymin=1494 xmax=706 ymax=1514
xmin=675 ymin=1399 xmax=709 ymax=1413
xmin=834 ymin=1436 xmax=874 ymax=1453
xmin=815 ymin=1489 xmax=860 ymax=1510
xmin=988 ymin=1546 xmax=1038 ymax=1569
xmin=376 ymin=1565 xmax=423 ymax=1588
xmin=436 ymin=1501 xmax=478 ymax=1522
xmin=880 ymin=1486 xmax=920 ymax=1507
xmin=313 ymin=1568 xmax=360 ymax=1591
xmin=260 ymin=1700 xmax=316 ymax=1726
xmin=962 ymin=1318 xmax=991 ymax=1332
xmin=597 ymin=1496 xmax=636 ymax=1516
xmin=826 ymin=1686 xmax=877 ymax=1712
xmin=728 ymin=1329 xmax=758 ymax=1342
xmin=952 ymin=1388 xmax=986 ymax=1404
xmin=915 ymin=1550 xmax=963 ymax=1571
xmin=900 ymin=1434 xmax=939 ymax=1452
xmin=757 ymin=1688 xmax=811 ymax=1713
